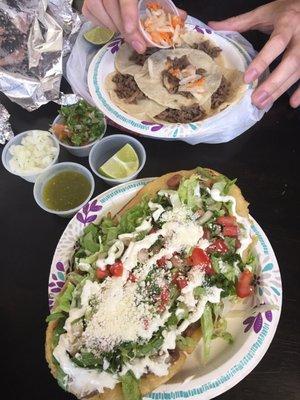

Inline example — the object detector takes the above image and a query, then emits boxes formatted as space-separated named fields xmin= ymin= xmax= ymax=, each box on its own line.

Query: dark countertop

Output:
xmin=0 ymin=1 xmax=299 ymax=399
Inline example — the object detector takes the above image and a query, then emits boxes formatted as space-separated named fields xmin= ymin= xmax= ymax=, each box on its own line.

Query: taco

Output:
xmin=134 ymin=48 xmax=223 ymax=109
xmin=45 ymin=167 xmax=257 ymax=400
xmin=105 ymin=72 xmax=165 ymax=120
xmin=180 ymin=31 xmax=224 ymax=64
xmin=115 ymin=43 xmax=160 ymax=76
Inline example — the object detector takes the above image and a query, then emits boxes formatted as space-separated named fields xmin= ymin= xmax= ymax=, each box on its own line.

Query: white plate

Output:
xmin=48 ymin=178 xmax=282 ymax=400
xmin=87 ymin=25 xmax=254 ymax=142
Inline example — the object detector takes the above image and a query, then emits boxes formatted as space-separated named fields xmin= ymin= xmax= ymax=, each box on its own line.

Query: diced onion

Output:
xmin=9 ymin=131 xmax=57 ymax=174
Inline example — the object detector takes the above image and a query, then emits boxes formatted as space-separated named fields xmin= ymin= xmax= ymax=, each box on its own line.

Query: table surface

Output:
xmin=1 ymin=1 xmax=299 ymax=399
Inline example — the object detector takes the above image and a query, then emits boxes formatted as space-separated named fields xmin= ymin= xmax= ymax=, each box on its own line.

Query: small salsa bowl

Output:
xmin=51 ymin=114 xmax=107 ymax=158
xmin=33 ymin=162 xmax=95 ymax=218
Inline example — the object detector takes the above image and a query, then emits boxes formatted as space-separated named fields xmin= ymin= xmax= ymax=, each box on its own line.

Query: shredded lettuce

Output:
xmin=201 ymin=304 xmax=233 ymax=360
xmin=178 ymin=175 xmax=202 ymax=210
xmin=212 ymin=317 xmax=233 ymax=344
xmin=72 ymin=351 xmax=103 ymax=369
xmin=176 ymin=335 xmax=196 ymax=351
xmin=55 ymin=363 xmax=68 ymax=390
xmin=53 ymin=282 xmax=75 ymax=314
xmin=200 ymin=304 xmax=214 ymax=360
xmin=119 ymin=197 xmax=150 ymax=233
xmin=46 ymin=312 xmax=65 ymax=322
xmin=121 ymin=371 xmax=142 ymax=400
xmin=52 ymin=318 xmax=66 ymax=347
xmin=212 ymin=177 xmax=236 ymax=196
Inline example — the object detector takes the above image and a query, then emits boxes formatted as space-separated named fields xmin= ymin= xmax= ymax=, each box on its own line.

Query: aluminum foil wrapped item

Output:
xmin=0 ymin=103 xmax=14 ymax=144
xmin=0 ymin=0 xmax=81 ymax=111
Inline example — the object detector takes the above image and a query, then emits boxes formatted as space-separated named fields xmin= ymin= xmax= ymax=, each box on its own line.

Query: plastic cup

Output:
xmin=33 ymin=162 xmax=95 ymax=218
xmin=89 ymin=134 xmax=146 ymax=187
xmin=138 ymin=0 xmax=179 ymax=49
xmin=1 ymin=130 xmax=60 ymax=183
xmin=51 ymin=114 xmax=107 ymax=158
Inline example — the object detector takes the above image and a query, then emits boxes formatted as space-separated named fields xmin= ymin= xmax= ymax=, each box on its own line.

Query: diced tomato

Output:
xmin=52 ymin=123 xmax=72 ymax=141
xmin=216 ymin=216 xmax=236 ymax=226
xmin=223 ymin=225 xmax=239 ymax=237
xmin=171 ymin=15 xmax=183 ymax=28
xmin=236 ymin=269 xmax=254 ymax=298
xmin=109 ymin=261 xmax=123 ymax=277
xmin=187 ymin=247 xmax=214 ymax=275
xmin=160 ymin=287 xmax=169 ymax=303
xmin=96 ymin=268 xmax=108 ymax=280
xmin=149 ymin=227 xmax=157 ymax=234
xmin=157 ymin=256 xmax=167 ymax=267
xmin=128 ymin=272 xmax=137 ymax=282
xmin=207 ymin=239 xmax=228 ymax=254
xmin=174 ymin=276 xmax=188 ymax=289
xmin=158 ymin=286 xmax=169 ymax=313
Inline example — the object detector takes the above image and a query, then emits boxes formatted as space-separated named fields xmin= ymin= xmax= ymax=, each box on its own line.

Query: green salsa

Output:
xmin=43 ymin=171 xmax=91 ymax=211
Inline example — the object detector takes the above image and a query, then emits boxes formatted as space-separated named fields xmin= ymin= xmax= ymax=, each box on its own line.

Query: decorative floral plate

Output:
xmin=48 ymin=179 xmax=282 ymax=400
xmin=87 ymin=24 xmax=255 ymax=144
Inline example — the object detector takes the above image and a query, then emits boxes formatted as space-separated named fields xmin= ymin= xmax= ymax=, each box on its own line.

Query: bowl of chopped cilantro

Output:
xmin=51 ymin=100 xmax=107 ymax=157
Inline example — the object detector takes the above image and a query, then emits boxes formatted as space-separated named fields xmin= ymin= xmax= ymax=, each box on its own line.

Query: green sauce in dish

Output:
xmin=43 ymin=171 xmax=91 ymax=211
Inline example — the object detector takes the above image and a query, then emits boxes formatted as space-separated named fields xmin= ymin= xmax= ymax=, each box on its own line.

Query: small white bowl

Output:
xmin=1 ymin=130 xmax=60 ymax=183
xmin=138 ymin=0 xmax=179 ymax=49
xmin=51 ymin=114 xmax=107 ymax=158
xmin=33 ymin=162 xmax=95 ymax=218
xmin=89 ymin=134 xmax=146 ymax=186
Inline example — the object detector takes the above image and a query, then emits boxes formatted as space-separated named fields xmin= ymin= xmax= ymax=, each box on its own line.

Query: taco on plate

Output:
xmin=46 ymin=168 xmax=257 ymax=400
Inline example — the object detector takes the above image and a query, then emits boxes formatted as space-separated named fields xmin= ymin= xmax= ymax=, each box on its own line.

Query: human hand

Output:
xmin=209 ymin=0 xmax=300 ymax=109
xmin=82 ymin=0 xmax=187 ymax=54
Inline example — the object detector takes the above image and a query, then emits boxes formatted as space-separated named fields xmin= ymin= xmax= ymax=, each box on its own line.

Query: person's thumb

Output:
xmin=208 ymin=10 xmax=258 ymax=32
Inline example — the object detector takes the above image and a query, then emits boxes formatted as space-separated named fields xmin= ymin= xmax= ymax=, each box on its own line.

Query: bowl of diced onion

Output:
xmin=1 ymin=130 xmax=60 ymax=183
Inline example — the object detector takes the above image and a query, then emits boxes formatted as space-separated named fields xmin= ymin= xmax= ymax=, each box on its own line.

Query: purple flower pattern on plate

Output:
xmin=107 ymin=38 xmax=124 ymax=54
xmin=141 ymin=121 xmax=164 ymax=132
xmin=249 ymin=258 xmax=281 ymax=308
xmin=48 ymin=262 xmax=66 ymax=309
xmin=194 ymin=26 xmax=212 ymax=34
xmin=243 ymin=310 xmax=273 ymax=334
xmin=76 ymin=199 xmax=102 ymax=226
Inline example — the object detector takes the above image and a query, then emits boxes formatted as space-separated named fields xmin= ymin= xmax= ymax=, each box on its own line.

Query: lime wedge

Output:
xmin=98 ymin=144 xmax=139 ymax=179
xmin=84 ymin=27 xmax=115 ymax=45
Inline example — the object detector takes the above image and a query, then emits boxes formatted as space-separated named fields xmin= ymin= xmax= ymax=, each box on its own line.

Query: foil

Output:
xmin=0 ymin=0 xmax=82 ymax=111
xmin=55 ymin=92 xmax=82 ymax=105
xmin=0 ymin=103 xmax=14 ymax=144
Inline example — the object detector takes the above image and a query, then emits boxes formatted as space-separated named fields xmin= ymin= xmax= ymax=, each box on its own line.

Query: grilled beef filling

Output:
xmin=156 ymin=103 xmax=206 ymax=123
xmin=211 ymin=76 xmax=231 ymax=109
xmin=162 ymin=56 xmax=206 ymax=99
xmin=113 ymin=73 xmax=146 ymax=103
xmin=193 ymin=40 xmax=222 ymax=59
xmin=129 ymin=48 xmax=159 ymax=66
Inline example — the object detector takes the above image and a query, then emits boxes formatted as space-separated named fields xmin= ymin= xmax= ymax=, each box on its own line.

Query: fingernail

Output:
xmin=124 ymin=21 xmax=134 ymax=34
xmin=132 ymin=40 xmax=144 ymax=53
xmin=255 ymin=90 xmax=269 ymax=105
xmin=244 ymin=68 xmax=258 ymax=83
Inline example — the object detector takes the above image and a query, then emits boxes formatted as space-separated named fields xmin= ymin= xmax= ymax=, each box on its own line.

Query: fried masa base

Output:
xmin=45 ymin=168 xmax=250 ymax=400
